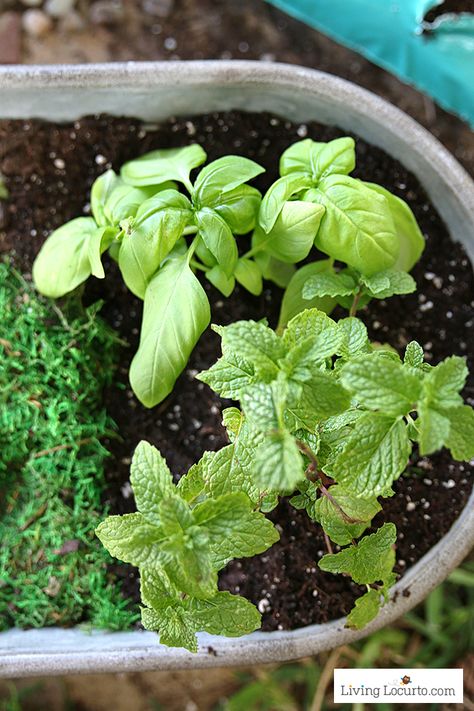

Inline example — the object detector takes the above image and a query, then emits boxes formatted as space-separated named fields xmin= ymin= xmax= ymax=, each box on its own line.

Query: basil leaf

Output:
xmin=129 ymin=256 xmax=210 ymax=407
xmin=206 ymin=264 xmax=235 ymax=297
xmin=280 ymin=137 xmax=355 ymax=182
xmin=308 ymin=175 xmax=399 ymax=275
xmin=363 ymin=181 xmax=425 ymax=272
xmin=196 ymin=208 xmax=238 ymax=277
xmin=104 ymin=182 xmax=175 ymax=226
xmin=254 ymin=251 xmax=296 ymax=288
xmin=33 ymin=218 xmax=113 ymax=298
xmin=210 ymin=184 xmax=262 ymax=234
xmin=259 ymin=173 xmax=312 ymax=233
xmin=277 ymin=260 xmax=337 ymax=330
xmin=234 ymin=258 xmax=263 ymax=296
xmin=118 ymin=190 xmax=193 ymax=299
xmin=252 ymin=200 xmax=325 ymax=263
xmin=193 ymin=156 xmax=264 ymax=206
xmin=90 ymin=169 xmax=121 ymax=226
xmin=121 ymin=144 xmax=207 ymax=188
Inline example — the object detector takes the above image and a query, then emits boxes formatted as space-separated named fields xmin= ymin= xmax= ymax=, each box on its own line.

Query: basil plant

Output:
xmin=33 ymin=137 xmax=424 ymax=408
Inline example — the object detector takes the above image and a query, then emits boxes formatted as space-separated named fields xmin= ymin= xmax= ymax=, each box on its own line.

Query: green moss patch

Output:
xmin=0 ymin=262 xmax=138 ymax=630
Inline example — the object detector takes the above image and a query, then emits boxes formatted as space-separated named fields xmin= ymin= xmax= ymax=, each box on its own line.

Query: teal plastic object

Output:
xmin=267 ymin=0 xmax=474 ymax=127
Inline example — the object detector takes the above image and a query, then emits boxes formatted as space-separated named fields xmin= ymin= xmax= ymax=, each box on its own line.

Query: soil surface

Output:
xmin=0 ymin=109 xmax=472 ymax=631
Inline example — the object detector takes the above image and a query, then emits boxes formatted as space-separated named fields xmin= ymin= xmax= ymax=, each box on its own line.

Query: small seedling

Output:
xmin=33 ymin=138 xmax=423 ymax=407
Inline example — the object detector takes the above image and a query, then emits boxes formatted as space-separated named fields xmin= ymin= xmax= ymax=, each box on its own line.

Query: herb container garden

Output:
xmin=0 ymin=61 xmax=473 ymax=677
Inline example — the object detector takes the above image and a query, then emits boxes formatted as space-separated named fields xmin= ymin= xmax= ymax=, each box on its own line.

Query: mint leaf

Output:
xmin=277 ymin=260 xmax=337 ymax=331
xmin=188 ymin=591 xmax=261 ymax=637
xmin=315 ymin=486 xmax=381 ymax=545
xmin=404 ymin=341 xmax=425 ymax=369
xmin=361 ymin=269 xmax=416 ymax=299
xmin=319 ymin=523 xmax=396 ymax=584
xmin=338 ymin=318 xmax=370 ymax=358
xmin=193 ymin=492 xmax=279 ymax=568
xmin=241 ymin=381 xmax=285 ymax=430
xmin=443 ymin=405 xmax=474 ymax=460
xmin=423 ymin=356 xmax=467 ymax=410
xmin=327 ymin=413 xmax=411 ymax=497
xmin=176 ymin=462 xmax=205 ymax=504
xmin=198 ymin=352 xmax=255 ymax=398
xmin=346 ymin=589 xmax=382 ymax=630
xmin=96 ymin=513 xmax=166 ymax=567
xmin=340 ymin=354 xmax=421 ymax=416
xmin=142 ymin=605 xmax=198 ymax=653
xmin=303 ymin=271 xmax=357 ymax=299
xmin=286 ymin=371 xmax=350 ymax=429
xmin=289 ymin=479 xmax=319 ymax=519
xmin=214 ymin=320 xmax=284 ymax=376
xmin=255 ymin=430 xmax=305 ymax=492
xmin=283 ymin=308 xmax=340 ymax=351
xmin=418 ymin=403 xmax=450 ymax=456
xmin=130 ymin=441 xmax=174 ymax=524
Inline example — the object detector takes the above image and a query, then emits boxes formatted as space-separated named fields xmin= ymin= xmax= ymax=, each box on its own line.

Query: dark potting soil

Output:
xmin=0 ymin=110 xmax=472 ymax=631
xmin=424 ymin=0 xmax=474 ymax=23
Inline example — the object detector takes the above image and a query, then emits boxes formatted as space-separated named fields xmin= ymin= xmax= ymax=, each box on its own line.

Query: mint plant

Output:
xmin=33 ymin=138 xmax=423 ymax=408
xmin=98 ymin=304 xmax=474 ymax=647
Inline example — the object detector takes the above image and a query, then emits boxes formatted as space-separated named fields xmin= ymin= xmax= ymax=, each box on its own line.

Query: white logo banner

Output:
xmin=334 ymin=668 xmax=463 ymax=704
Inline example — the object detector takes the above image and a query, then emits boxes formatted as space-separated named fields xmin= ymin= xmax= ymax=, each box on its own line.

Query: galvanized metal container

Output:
xmin=1 ymin=61 xmax=473 ymax=677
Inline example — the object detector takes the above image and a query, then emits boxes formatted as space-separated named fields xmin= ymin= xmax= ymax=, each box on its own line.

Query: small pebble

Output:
xmin=22 ymin=9 xmax=53 ymax=38
xmin=406 ymin=501 xmax=416 ymax=512
xmin=44 ymin=0 xmax=75 ymax=18
xmin=141 ymin=0 xmax=174 ymax=17
xmin=53 ymin=157 xmax=65 ymax=170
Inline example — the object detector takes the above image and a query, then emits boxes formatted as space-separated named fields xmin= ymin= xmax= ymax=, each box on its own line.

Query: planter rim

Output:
xmin=0 ymin=60 xmax=473 ymax=677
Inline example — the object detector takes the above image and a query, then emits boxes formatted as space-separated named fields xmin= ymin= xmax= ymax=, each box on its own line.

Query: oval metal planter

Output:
xmin=0 ymin=60 xmax=473 ymax=677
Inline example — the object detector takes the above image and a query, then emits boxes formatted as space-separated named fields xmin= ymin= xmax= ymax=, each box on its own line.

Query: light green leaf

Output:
xmin=91 ymin=169 xmax=121 ymax=226
xmin=340 ymin=354 xmax=421 ymax=416
xmin=443 ymin=405 xmax=474 ymax=460
xmin=254 ymin=251 xmax=296 ymax=289
xmin=255 ymin=430 xmax=305 ymax=492
xmin=303 ymin=271 xmax=357 ymax=299
xmin=338 ymin=318 xmax=370 ymax=358
xmin=286 ymin=371 xmax=351 ymax=429
xmin=308 ymin=175 xmax=398 ymax=275
xmin=139 ymin=565 xmax=180 ymax=610
xmin=418 ymin=403 xmax=451 ymax=456
xmin=176 ymin=462 xmax=205 ymax=504
xmin=193 ymin=492 xmax=279 ymax=568
xmin=33 ymin=218 xmax=112 ymax=298
xmin=206 ymin=264 xmax=235 ymax=297
xmin=212 ymin=184 xmax=262 ymax=234
xmin=234 ymin=258 xmax=263 ymax=296
xmin=315 ymin=486 xmax=381 ymax=545
xmin=197 ymin=352 xmax=255 ymax=399
xmin=319 ymin=522 xmax=396 ymax=584
xmin=346 ymin=589 xmax=382 ymax=630
xmin=252 ymin=201 xmax=324 ymax=263
xmin=104 ymin=182 xmax=175 ymax=226
xmin=283 ymin=308 xmax=339 ymax=351
xmin=196 ymin=208 xmax=238 ymax=277
xmin=159 ymin=495 xmax=194 ymax=535
xmin=141 ymin=606 xmax=198 ymax=652
xmin=188 ymin=591 xmax=261 ymax=637
xmin=121 ymin=144 xmax=207 ymax=188
xmin=214 ymin=320 xmax=284 ymax=375
xmin=280 ymin=137 xmax=356 ymax=182
xmin=259 ymin=173 xmax=312 ymax=232
xmin=130 ymin=441 xmax=174 ymax=524
xmin=87 ymin=226 xmax=116 ymax=279
xmin=130 ymin=256 xmax=210 ymax=408
xmin=361 ymin=269 xmax=416 ymax=299
xmin=363 ymin=181 xmax=425 ymax=271
xmin=241 ymin=381 xmax=284 ymax=430
xmin=193 ymin=156 xmax=264 ymax=206
xmin=277 ymin=261 xmax=336 ymax=330
xmin=328 ymin=413 xmax=411 ymax=497
xmin=404 ymin=341 xmax=425 ymax=369
xmin=95 ymin=513 xmax=165 ymax=567
xmin=423 ymin=355 xmax=467 ymax=410
xmin=0 ymin=173 xmax=8 ymax=200
xmin=118 ymin=190 xmax=193 ymax=299
xmin=222 ymin=407 xmax=244 ymax=440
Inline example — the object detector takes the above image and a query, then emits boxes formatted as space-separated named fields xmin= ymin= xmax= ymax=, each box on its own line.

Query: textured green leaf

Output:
xmin=130 ymin=256 xmax=210 ymax=407
xmin=319 ymin=523 xmax=396 ymax=584
xmin=363 ymin=181 xmax=425 ymax=272
xmin=234 ymin=258 xmax=263 ymax=296
xmin=286 ymin=371 xmax=350 ymax=429
xmin=176 ymin=462 xmax=205 ymax=503
xmin=277 ymin=260 xmax=336 ymax=330
xmin=121 ymin=144 xmax=207 ymax=188
xmin=315 ymin=486 xmax=381 ymax=545
xmin=188 ymin=591 xmax=261 ymax=637
xmin=33 ymin=218 xmax=112 ymax=298
xmin=280 ymin=137 xmax=356 ymax=182
xmin=193 ymin=492 xmax=279 ymax=568
xmin=404 ymin=341 xmax=425 ymax=369
xmin=199 ymin=434 xmax=263 ymax=504
xmin=443 ymin=405 xmax=474 ymax=460
xmin=197 ymin=352 xmax=255 ymax=399
xmin=159 ymin=495 xmax=194 ymax=535
xmin=141 ymin=606 xmax=198 ymax=652
xmin=361 ymin=269 xmax=416 ymax=299
xmin=303 ymin=270 xmax=357 ymax=299
xmin=214 ymin=320 xmax=284 ymax=375
xmin=289 ymin=479 xmax=319 ymax=519
xmin=241 ymin=381 xmax=285 ymax=430
xmin=130 ymin=441 xmax=174 ymax=524
xmin=255 ymin=430 xmax=305 ymax=492
xmin=139 ymin=565 xmax=180 ymax=610
xmin=283 ymin=308 xmax=339 ymax=351
xmin=95 ymin=513 xmax=165 ymax=567
xmin=423 ymin=356 xmax=467 ymax=410
xmin=328 ymin=413 xmax=411 ymax=497
xmin=418 ymin=403 xmax=451 ymax=456
xmin=308 ymin=176 xmax=398 ymax=275
xmin=338 ymin=318 xmax=370 ymax=358
xmin=346 ymin=589 xmax=382 ymax=630
xmin=259 ymin=172 xmax=312 ymax=232
xmin=252 ymin=201 xmax=324 ymax=263
xmin=340 ymin=354 xmax=421 ymax=416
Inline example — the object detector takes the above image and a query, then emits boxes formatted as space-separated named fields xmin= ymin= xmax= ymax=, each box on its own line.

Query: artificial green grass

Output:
xmin=0 ymin=262 xmax=139 ymax=631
